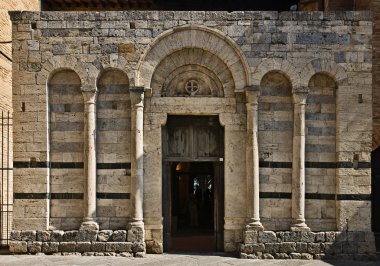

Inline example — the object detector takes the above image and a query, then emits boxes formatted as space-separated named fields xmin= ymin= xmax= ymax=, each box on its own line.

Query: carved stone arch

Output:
xmin=96 ymin=67 xmax=130 ymax=88
xmin=301 ymin=59 xmax=348 ymax=87
xmin=252 ymin=58 xmax=300 ymax=87
xmin=151 ymin=48 xmax=234 ymax=97
xmin=93 ymin=55 xmax=136 ymax=87
xmin=40 ymin=55 xmax=99 ymax=90
xmin=137 ymin=24 xmax=251 ymax=92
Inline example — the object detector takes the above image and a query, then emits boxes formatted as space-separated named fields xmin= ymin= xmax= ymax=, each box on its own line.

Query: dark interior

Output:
xmin=171 ymin=162 xmax=214 ymax=235
xmin=372 ymin=147 xmax=380 ymax=251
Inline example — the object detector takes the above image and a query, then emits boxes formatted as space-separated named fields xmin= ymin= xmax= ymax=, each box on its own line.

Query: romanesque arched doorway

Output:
xmin=162 ymin=115 xmax=224 ymax=252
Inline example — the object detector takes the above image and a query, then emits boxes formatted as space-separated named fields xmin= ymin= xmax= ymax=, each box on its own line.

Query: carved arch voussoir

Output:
xmin=301 ymin=58 xmax=348 ymax=87
xmin=251 ymin=58 xmax=300 ymax=87
xmin=136 ymin=24 xmax=251 ymax=91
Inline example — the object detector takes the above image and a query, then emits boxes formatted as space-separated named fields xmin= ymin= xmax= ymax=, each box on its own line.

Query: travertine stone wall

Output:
xmin=96 ymin=69 xmax=132 ymax=229
xmin=9 ymin=10 xmax=373 ymax=255
xmin=49 ymin=70 xmax=84 ymax=230
xmin=0 ymin=0 xmax=40 ymax=246
xmin=258 ymin=71 xmax=293 ymax=230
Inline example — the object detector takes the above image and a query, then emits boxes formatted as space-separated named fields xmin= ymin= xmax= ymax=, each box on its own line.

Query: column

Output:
xmin=128 ymin=87 xmax=145 ymax=242
xmin=291 ymin=86 xmax=310 ymax=231
xmin=80 ymin=91 xmax=99 ymax=231
xmin=245 ymin=87 xmax=263 ymax=230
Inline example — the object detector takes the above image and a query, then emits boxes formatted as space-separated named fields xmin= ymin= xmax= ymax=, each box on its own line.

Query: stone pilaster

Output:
xmin=80 ymin=90 xmax=99 ymax=231
xmin=128 ymin=87 xmax=145 ymax=243
xmin=291 ymin=86 xmax=310 ymax=232
xmin=245 ymin=86 xmax=263 ymax=231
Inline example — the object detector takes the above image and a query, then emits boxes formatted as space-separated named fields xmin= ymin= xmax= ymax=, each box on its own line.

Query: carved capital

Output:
xmin=82 ymin=91 xmax=97 ymax=105
xmin=245 ymin=87 xmax=260 ymax=106
xmin=130 ymin=86 xmax=145 ymax=107
xmin=292 ymin=86 xmax=309 ymax=104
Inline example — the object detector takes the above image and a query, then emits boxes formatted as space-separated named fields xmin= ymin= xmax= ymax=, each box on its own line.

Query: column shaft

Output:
xmin=291 ymin=89 xmax=309 ymax=231
xmin=81 ymin=92 xmax=98 ymax=231
xmin=128 ymin=87 xmax=145 ymax=243
xmin=245 ymin=89 xmax=263 ymax=230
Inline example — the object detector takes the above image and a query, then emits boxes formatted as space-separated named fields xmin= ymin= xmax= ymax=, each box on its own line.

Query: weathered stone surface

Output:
xmin=296 ymin=242 xmax=308 ymax=253
xmin=50 ymin=231 xmax=64 ymax=242
xmin=240 ymin=244 xmax=253 ymax=254
xmin=274 ymin=253 xmax=289 ymax=259
xmin=36 ymin=231 xmax=51 ymax=242
xmin=243 ymin=230 xmax=258 ymax=244
xmin=290 ymin=252 xmax=301 ymax=259
xmin=97 ymin=230 xmax=113 ymax=242
xmin=132 ymin=242 xmax=146 ymax=253
xmin=77 ymin=230 xmax=97 ymax=242
xmin=10 ymin=231 xmax=21 ymax=241
xmin=127 ymin=226 xmax=144 ymax=243
xmin=110 ymin=230 xmax=127 ymax=242
xmin=28 ymin=241 xmax=42 ymax=253
xmin=279 ymin=242 xmax=296 ymax=253
xmin=262 ymin=253 xmax=274 ymax=259
xmin=76 ymin=242 xmax=92 ymax=253
xmin=106 ymin=242 xmax=132 ymax=253
xmin=63 ymin=231 xmax=78 ymax=242
xmin=314 ymin=232 xmax=325 ymax=243
xmin=301 ymin=253 xmax=313 ymax=260
xmin=59 ymin=242 xmax=76 ymax=252
xmin=264 ymin=243 xmax=280 ymax=253
xmin=20 ymin=230 xmax=36 ymax=241
xmin=42 ymin=242 xmax=59 ymax=254
xmin=92 ymin=242 xmax=106 ymax=252
xmin=307 ymin=243 xmax=322 ymax=254
xmin=146 ymin=241 xmax=163 ymax=254
xmin=258 ymin=231 xmax=277 ymax=243
xmin=9 ymin=241 xmax=27 ymax=253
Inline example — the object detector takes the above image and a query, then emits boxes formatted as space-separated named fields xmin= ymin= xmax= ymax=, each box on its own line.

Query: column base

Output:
xmin=246 ymin=222 xmax=264 ymax=231
xmin=290 ymin=221 xmax=310 ymax=232
xmin=80 ymin=220 xmax=99 ymax=231
xmin=127 ymin=220 xmax=145 ymax=243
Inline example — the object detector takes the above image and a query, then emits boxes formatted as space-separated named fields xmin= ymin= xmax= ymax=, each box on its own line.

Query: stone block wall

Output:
xmin=240 ymin=230 xmax=376 ymax=260
xmin=0 ymin=0 xmax=40 ymax=246
xmin=9 ymin=10 xmax=373 ymax=254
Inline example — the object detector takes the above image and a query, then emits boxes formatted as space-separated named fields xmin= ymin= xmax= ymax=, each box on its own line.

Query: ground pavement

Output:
xmin=0 ymin=253 xmax=380 ymax=266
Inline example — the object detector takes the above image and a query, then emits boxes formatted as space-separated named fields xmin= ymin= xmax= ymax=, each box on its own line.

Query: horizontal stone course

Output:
xmin=241 ymin=231 xmax=376 ymax=260
xmin=9 ymin=230 xmax=142 ymax=256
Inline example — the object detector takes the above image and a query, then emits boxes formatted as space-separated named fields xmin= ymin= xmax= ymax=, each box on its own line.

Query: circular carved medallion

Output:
xmin=185 ymin=80 xmax=200 ymax=96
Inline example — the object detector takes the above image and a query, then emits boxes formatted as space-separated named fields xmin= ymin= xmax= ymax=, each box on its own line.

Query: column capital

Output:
xmin=292 ymin=86 xmax=309 ymax=104
xmin=245 ymin=87 xmax=260 ymax=105
xmin=82 ymin=91 xmax=97 ymax=104
xmin=130 ymin=86 xmax=145 ymax=107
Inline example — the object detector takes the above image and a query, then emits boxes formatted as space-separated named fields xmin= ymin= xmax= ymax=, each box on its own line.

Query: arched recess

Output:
xmin=258 ymin=71 xmax=293 ymax=230
xmin=137 ymin=25 xmax=250 ymax=92
xmin=96 ymin=68 xmax=131 ymax=229
xmin=151 ymin=48 xmax=234 ymax=97
xmin=305 ymin=72 xmax=337 ymax=231
xmin=252 ymin=58 xmax=300 ymax=87
xmin=49 ymin=69 xmax=84 ymax=230
xmin=301 ymin=59 xmax=348 ymax=87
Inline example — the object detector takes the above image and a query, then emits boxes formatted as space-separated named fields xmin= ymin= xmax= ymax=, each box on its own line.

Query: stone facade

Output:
xmin=0 ymin=0 xmax=40 ymax=246
xmin=9 ymin=10 xmax=374 ymax=258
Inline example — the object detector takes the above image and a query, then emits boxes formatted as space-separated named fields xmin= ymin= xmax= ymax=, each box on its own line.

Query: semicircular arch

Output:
xmin=137 ymin=24 xmax=251 ymax=91
xmin=252 ymin=58 xmax=300 ymax=88
xmin=302 ymin=59 xmax=348 ymax=87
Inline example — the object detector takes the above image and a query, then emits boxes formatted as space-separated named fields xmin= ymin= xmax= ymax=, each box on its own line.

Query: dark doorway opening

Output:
xmin=162 ymin=115 xmax=224 ymax=252
xmin=372 ymin=147 xmax=380 ymax=251
xmin=171 ymin=162 xmax=215 ymax=252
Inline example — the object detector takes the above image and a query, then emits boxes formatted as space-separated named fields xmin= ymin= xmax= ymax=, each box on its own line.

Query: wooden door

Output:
xmin=162 ymin=115 xmax=224 ymax=252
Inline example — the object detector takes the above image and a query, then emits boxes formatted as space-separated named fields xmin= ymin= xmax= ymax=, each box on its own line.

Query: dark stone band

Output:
xmin=14 ymin=193 xmax=130 ymax=200
xmin=13 ymin=162 xmax=131 ymax=169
